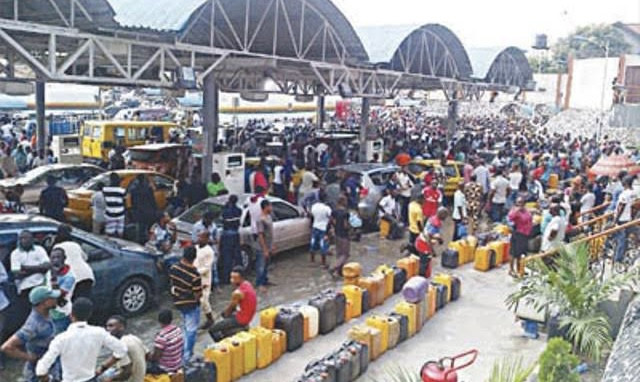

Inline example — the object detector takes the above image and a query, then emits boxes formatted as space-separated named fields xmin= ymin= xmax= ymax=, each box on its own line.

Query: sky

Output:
xmin=332 ymin=0 xmax=640 ymax=49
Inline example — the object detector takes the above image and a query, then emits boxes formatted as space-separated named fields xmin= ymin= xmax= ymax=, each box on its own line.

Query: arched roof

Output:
xmin=484 ymin=47 xmax=533 ymax=88
xmin=106 ymin=0 xmax=369 ymax=65
xmin=389 ymin=24 xmax=473 ymax=80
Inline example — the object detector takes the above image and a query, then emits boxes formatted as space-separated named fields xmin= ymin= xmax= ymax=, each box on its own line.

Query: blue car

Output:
xmin=0 ymin=214 xmax=177 ymax=336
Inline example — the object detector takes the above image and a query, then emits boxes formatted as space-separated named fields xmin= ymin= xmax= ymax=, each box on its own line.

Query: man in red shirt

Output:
xmin=422 ymin=179 xmax=441 ymax=219
xmin=208 ymin=266 xmax=257 ymax=342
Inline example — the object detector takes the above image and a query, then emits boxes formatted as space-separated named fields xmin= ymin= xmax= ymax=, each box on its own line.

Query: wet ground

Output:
xmin=1 ymin=219 xmax=589 ymax=381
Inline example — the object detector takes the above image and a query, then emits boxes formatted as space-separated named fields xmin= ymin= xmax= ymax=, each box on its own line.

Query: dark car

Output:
xmin=0 ymin=214 xmax=176 ymax=337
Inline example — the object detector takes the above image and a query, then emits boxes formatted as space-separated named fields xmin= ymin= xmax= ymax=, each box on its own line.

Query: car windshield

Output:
xmin=179 ymin=201 xmax=224 ymax=225
xmin=81 ymin=173 xmax=110 ymax=190
xmin=128 ymin=150 xmax=158 ymax=162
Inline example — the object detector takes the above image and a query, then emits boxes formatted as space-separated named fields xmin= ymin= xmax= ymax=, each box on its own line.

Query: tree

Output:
xmin=528 ymin=56 xmax=560 ymax=74
xmin=552 ymin=24 xmax=631 ymax=71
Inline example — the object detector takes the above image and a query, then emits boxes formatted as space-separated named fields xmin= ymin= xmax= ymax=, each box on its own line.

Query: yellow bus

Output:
xmin=80 ymin=121 xmax=175 ymax=164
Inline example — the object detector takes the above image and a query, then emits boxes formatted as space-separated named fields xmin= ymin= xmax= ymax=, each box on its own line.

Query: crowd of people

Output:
xmin=0 ymin=101 xmax=639 ymax=381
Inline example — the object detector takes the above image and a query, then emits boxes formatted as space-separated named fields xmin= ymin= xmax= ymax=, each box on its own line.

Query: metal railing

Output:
xmin=517 ymin=218 xmax=640 ymax=277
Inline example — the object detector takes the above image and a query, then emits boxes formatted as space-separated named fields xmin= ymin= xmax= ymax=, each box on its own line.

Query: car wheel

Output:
xmin=239 ymin=246 xmax=254 ymax=272
xmin=115 ymin=277 xmax=152 ymax=316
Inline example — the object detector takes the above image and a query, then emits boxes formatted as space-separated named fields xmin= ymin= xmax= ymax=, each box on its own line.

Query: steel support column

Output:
xmin=316 ymin=95 xmax=325 ymax=130
xmin=35 ymin=80 xmax=46 ymax=152
xmin=359 ymin=97 xmax=370 ymax=162
xmin=202 ymin=73 xmax=219 ymax=183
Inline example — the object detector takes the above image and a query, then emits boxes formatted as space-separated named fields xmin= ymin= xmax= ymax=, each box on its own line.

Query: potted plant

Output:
xmin=506 ymin=243 xmax=637 ymax=362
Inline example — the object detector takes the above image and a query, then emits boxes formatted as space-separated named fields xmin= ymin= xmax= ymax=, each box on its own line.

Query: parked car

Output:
xmin=322 ymin=163 xmax=401 ymax=226
xmin=64 ymin=170 xmax=175 ymax=229
xmin=0 ymin=214 xmax=177 ymax=339
xmin=407 ymin=159 xmax=463 ymax=197
xmin=0 ymin=164 xmax=104 ymax=204
xmin=172 ymin=194 xmax=311 ymax=270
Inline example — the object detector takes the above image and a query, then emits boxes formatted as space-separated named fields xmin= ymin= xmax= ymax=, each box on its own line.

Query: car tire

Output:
xmin=114 ymin=277 xmax=152 ymax=316
xmin=239 ymin=246 xmax=255 ymax=272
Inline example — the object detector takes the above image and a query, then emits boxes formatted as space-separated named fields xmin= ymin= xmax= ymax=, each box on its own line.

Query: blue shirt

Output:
xmin=16 ymin=309 xmax=55 ymax=379
xmin=191 ymin=220 xmax=218 ymax=243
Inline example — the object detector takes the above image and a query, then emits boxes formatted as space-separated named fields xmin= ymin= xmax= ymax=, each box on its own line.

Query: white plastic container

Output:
xmin=299 ymin=305 xmax=319 ymax=340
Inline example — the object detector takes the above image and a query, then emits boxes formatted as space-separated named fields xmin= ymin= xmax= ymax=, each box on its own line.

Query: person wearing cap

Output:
xmin=11 ymin=230 xmax=51 ymax=325
xmin=1 ymin=286 xmax=59 ymax=382
xmin=36 ymin=298 xmax=128 ymax=382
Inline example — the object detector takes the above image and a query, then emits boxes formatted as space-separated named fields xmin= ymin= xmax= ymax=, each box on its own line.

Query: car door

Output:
xmin=271 ymin=200 xmax=309 ymax=252
xmin=72 ymin=236 xmax=115 ymax=309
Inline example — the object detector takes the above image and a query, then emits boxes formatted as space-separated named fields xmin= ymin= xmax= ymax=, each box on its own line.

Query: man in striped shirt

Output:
xmin=103 ymin=172 xmax=127 ymax=238
xmin=168 ymin=246 xmax=202 ymax=363
xmin=147 ymin=309 xmax=184 ymax=374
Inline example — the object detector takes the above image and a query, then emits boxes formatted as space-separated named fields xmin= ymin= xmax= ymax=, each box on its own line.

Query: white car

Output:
xmin=173 ymin=194 xmax=311 ymax=270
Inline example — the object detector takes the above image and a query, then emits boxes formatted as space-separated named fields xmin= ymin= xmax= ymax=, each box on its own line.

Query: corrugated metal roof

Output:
xmin=356 ymin=24 xmax=419 ymax=63
xmin=467 ymin=47 xmax=503 ymax=79
xmin=106 ymin=0 xmax=207 ymax=31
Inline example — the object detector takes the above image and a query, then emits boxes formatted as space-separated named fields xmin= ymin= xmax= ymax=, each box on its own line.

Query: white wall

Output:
xmin=569 ymin=57 xmax=619 ymax=110
xmin=527 ymin=73 xmax=566 ymax=106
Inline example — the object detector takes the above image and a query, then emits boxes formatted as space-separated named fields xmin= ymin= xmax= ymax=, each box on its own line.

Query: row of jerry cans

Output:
xmin=444 ymin=236 xmax=479 ymax=268
xmin=343 ymin=264 xmax=407 ymax=305
xmin=474 ymin=241 xmax=510 ymax=272
xmin=204 ymin=326 xmax=286 ymax=382
xmin=261 ymin=289 xmax=347 ymax=340
xmin=297 ymin=340 xmax=370 ymax=382
xmin=144 ymin=360 xmax=216 ymax=382
xmin=399 ymin=274 xmax=462 ymax=331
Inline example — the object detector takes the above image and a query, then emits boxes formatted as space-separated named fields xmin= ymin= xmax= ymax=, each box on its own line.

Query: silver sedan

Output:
xmin=172 ymin=194 xmax=311 ymax=270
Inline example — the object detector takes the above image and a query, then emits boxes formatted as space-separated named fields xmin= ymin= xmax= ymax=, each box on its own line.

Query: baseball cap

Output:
xmin=29 ymin=286 xmax=61 ymax=305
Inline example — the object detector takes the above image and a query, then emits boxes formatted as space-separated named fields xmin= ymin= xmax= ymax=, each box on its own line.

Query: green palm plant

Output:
xmin=485 ymin=357 xmax=536 ymax=382
xmin=506 ymin=242 xmax=638 ymax=362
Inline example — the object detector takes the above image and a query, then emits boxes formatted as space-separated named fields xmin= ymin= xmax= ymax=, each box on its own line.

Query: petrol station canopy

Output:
xmin=0 ymin=0 xmax=533 ymax=98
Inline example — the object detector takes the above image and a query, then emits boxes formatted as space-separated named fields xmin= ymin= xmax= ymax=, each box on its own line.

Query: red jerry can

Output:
xmin=421 ymin=349 xmax=478 ymax=382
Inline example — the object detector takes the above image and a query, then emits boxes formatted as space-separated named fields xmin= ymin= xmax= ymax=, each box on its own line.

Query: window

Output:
xmin=272 ymin=202 xmax=298 ymax=221
xmin=78 ymin=240 xmax=112 ymax=262
xmin=92 ymin=126 xmax=102 ymax=139
xmin=178 ymin=202 xmax=223 ymax=225
xmin=127 ymin=128 xmax=137 ymax=140
xmin=60 ymin=169 xmax=83 ymax=186
xmin=152 ymin=175 xmax=174 ymax=191
xmin=114 ymin=127 xmax=126 ymax=139
xmin=83 ymin=126 xmax=92 ymax=136
xmin=444 ymin=165 xmax=458 ymax=178
xmin=368 ymin=171 xmax=393 ymax=187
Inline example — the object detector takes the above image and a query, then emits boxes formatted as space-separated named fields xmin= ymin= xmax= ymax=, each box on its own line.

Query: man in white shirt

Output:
xmin=541 ymin=205 xmax=566 ymax=252
xmin=395 ymin=167 xmax=414 ymax=224
xmin=36 ymin=298 xmax=128 ymax=382
xmin=194 ymin=229 xmax=217 ymax=329
xmin=249 ymin=186 xmax=266 ymax=235
xmin=579 ymin=184 xmax=596 ymax=222
xmin=102 ymin=315 xmax=147 ymax=382
xmin=508 ymin=164 xmax=523 ymax=207
xmin=310 ymin=191 xmax=332 ymax=267
xmin=614 ymin=177 xmax=638 ymax=262
xmin=299 ymin=167 xmax=319 ymax=205
xmin=472 ymin=160 xmax=490 ymax=195
xmin=489 ymin=168 xmax=510 ymax=223
xmin=452 ymin=181 xmax=468 ymax=240
xmin=272 ymin=159 xmax=286 ymax=199
xmin=11 ymin=230 xmax=51 ymax=324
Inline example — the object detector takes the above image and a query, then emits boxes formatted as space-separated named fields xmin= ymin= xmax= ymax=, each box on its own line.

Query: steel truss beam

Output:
xmin=0 ymin=17 xmax=476 ymax=99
